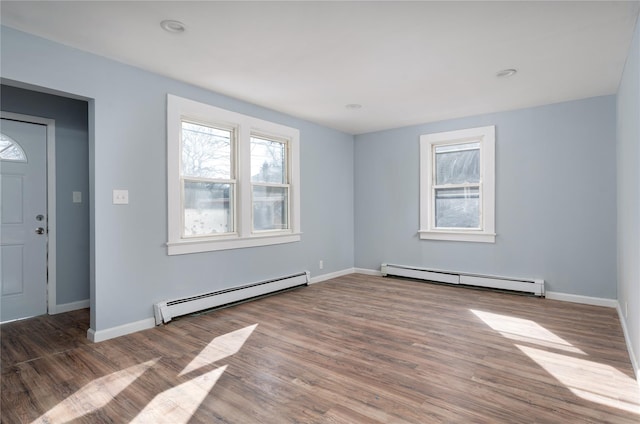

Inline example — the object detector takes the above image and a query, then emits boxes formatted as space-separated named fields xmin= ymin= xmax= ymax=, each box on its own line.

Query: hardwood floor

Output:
xmin=2 ymin=274 xmax=639 ymax=423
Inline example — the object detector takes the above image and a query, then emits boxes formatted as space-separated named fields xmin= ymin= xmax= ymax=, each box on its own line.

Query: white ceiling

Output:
xmin=2 ymin=1 xmax=639 ymax=134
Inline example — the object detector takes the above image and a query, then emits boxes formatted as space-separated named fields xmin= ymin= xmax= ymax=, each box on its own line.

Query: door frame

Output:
xmin=1 ymin=111 xmax=57 ymax=315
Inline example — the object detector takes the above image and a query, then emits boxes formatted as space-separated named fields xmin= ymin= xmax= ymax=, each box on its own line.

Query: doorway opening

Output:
xmin=1 ymin=83 xmax=90 ymax=322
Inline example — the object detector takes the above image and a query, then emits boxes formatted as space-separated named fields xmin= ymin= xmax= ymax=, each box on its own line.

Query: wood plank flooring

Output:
xmin=2 ymin=274 xmax=639 ymax=423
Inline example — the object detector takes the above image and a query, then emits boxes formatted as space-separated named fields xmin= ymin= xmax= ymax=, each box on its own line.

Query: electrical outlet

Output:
xmin=319 ymin=260 xmax=324 ymax=270
xmin=113 ymin=189 xmax=129 ymax=205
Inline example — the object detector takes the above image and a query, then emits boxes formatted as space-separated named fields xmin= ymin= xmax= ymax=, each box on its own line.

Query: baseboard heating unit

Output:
xmin=381 ymin=263 xmax=544 ymax=296
xmin=154 ymin=271 xmax=310 ymax=325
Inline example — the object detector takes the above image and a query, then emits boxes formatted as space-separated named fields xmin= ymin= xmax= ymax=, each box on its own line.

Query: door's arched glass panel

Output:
xmin=0 ymin=133 xmax=27 ymax=162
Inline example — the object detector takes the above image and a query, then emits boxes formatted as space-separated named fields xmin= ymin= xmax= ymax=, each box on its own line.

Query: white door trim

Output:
xmin=1 ymin=111 xmax=57 ymax=314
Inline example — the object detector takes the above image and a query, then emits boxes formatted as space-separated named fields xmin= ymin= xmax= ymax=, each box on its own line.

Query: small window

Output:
xmin=420 ymin=126 xmax=495 ymax=243
xmin=167 ymin=94 xmax=301 ymax=255
xmin=0 ymin=133 xmax=27 ymax=162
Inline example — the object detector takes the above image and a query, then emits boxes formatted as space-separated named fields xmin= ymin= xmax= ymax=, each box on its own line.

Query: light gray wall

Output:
xmin=1 ymin=84 xmax=90 ymax=306
xmin=0 ymin=26 xmax=354 ymax=331
xmin=0 ymin=23 xmax=626 ymax=339
xmin=355 ymin=96 xmax=617 ymax=298
xmin=617 ymin=18 xmax=640 ymax=374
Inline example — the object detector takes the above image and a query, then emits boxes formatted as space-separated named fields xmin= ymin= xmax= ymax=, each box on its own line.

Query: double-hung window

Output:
xmin=250 ymin=135 xmax=289 ymax=232
xmin=181 ymin=121 xmax=236 ymax=237
xmin=419 ymin=125 xmax=495 ymax=243
xmin=167 ymin=94 xmax=300 ymax=255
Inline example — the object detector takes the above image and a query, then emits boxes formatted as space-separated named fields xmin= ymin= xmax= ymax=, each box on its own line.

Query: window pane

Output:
xmin=253 ymin=186 xmax=288 ymax=231
xmin=251 ymin=136 xmax=286 ymax=184
xmin=435 ymin=142 xmax=480 ymax=185
xmin=181 ymin=122 xmax=232 ymax=179
xmin=435 ymin=187 xmax=480 ymax=228
xmin=183 ymin=181 xmax=233 ymax=236
xmin=0 ymin=133 xmax=27 ymax=162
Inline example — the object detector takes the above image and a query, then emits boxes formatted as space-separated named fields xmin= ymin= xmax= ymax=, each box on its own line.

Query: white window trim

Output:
xmin=167 ymin=94 xmax=301 ymax=255
xmin=419 ymin=125 xmax=495 ymax=243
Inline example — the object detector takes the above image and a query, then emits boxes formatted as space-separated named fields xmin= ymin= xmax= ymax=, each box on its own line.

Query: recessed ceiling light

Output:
xmin=160 ymin=20 xmax=186 ymax=34
xmin=345 ymin=103 xmax=362 ymax=110
xmin=496 ymin=69 xmax=517 ymax=78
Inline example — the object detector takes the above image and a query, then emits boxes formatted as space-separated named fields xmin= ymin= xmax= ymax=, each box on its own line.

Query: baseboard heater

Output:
xmin=153 ymin=271 xmax=310 ymax=325
xmin=381 ymin=263 xmax=544 ymax=296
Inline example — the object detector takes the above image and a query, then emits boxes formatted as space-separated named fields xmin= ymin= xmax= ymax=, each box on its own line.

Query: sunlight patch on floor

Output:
xmin=131 ymin=365 xmax=228 ymax=423
xmin=31 ymin=358 xmax=159 ymax=424
xmin=470 ymin=309 xmax=585 ymax=354
xmin=179 ymin=323 xmax=257 ymax=376
xmin=518 ymin=345 xmax=640 ymax=415
xmin=28 ymin=324 xmax=258 ymax=423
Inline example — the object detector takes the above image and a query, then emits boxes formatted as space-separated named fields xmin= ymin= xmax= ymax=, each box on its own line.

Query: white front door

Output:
xmin=1 ymin=118 xmax=48 ymax=322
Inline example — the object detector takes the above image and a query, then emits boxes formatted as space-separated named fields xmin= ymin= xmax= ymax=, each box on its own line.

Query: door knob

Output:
xmin=35 ymin=227 xmax=45 ymax=235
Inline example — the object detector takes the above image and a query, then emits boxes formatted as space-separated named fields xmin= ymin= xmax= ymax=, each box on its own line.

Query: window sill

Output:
xmin=419 ymin=230 xmax=495 ymax=243
xmin=167 ymin=232 xmax=302 ymax=255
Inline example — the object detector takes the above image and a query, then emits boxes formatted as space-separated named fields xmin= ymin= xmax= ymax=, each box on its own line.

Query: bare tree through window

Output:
xmin=181 ymin=122 xmax=234 ymax=236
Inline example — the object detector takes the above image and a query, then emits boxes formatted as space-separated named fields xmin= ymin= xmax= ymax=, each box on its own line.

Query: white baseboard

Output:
xmin=545 ymin=291 xmax=618 ymax=308
xmin=356 ymin=270 xmax=617 ymax=308
xmin=52 ymin=299 xmax=90 ymax=314
xmin=87 ymin=268 xmax=355 ymax=341
xmin=354 ymin=267 xmax=383 ymax=276
xmin=616 ymin=302 xmax=639 ymax=383
xmin=309 ymin=268 xmax=355 ymax=284
xmin=87 ymin=317 xmax=156 ymax=343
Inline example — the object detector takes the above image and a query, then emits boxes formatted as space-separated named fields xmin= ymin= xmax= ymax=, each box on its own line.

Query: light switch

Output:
xmin=73 ymin=191 xmax=82 ymax=203
xmin=113 ymin=189 xmax=129 ymax=205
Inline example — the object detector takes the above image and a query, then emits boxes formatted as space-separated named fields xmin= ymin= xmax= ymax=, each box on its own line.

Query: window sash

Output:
xmin=250 ymin=135 xmax=288 ymax=184
xmin=180 ymin=120 xmax=235 ymax=180
xmin=434 ymin=145 xmax=480 ymax=185
xmin=432 ymin=184 xmax=482 ymax=230
xmin=251 ymin=183 xmax=291 ymax=232
xmin=181 ymin=177 xmax=237 ymax=238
